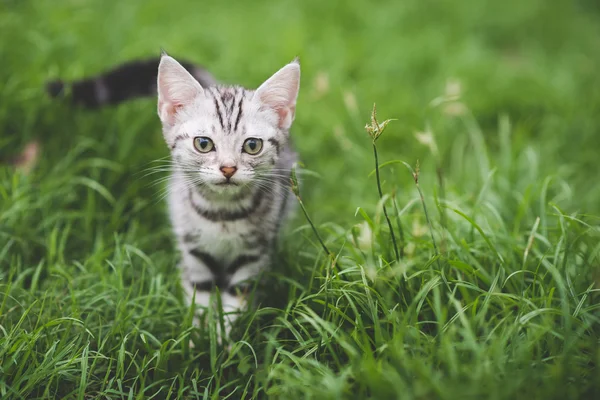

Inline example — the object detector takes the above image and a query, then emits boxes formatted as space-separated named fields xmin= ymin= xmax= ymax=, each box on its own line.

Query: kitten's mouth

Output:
xmin=215 ymin=181 xmax=238 ymax=186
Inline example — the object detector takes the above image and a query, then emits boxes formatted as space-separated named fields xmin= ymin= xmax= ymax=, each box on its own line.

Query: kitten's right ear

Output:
xmin=157 ymin=55 xmax=204 ymax=125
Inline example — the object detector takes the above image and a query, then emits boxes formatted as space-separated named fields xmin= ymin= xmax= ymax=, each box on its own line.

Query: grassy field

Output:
xmin=1 ymin=0 xmax=600 ymax=398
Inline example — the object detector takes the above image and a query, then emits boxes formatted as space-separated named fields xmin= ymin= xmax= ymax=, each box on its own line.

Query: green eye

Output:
xmin=193 ymin=137 xmax=214 ymax=153
xmin=242 ymin=138 xmax=263 ymax=155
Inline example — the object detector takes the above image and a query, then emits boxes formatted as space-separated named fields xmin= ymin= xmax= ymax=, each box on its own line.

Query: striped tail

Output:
xmin=46 ymin=57 xmax=217 ymax=108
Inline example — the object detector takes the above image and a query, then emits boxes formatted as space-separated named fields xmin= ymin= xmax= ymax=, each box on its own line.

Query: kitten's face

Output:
xmin=157 ymin=55 xmax=299 ymax=196
xmin=168 ymin=96 xmax=281 ymax=193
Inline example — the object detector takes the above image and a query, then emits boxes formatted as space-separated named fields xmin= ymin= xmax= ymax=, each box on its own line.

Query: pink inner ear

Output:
xmin=168 ymin=103 xmax=181 ymax=116
xmin=276 ymin=105 xmax=296 ymax=129
xmin=277 ymin=108 xmax=289 ymax=127
xmin=159 ymin=99 xmax=183 ymax=124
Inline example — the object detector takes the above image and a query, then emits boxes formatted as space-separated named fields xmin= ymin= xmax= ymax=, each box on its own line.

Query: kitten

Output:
xmin=48 ymin=54 xmax=300 ymax=333
xmin=155 ymin=55 xmax=300 ymax=327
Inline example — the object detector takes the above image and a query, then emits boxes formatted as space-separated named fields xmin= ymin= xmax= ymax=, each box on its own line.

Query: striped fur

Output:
xmin=157 ymin=55 xmax=300 ymax=332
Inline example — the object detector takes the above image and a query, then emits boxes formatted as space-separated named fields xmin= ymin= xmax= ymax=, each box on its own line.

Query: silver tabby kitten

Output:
xmin=156 ymin=55 xmax=300 ymax=326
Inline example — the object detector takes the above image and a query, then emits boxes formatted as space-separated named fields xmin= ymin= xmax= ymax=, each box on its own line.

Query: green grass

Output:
xmin=1 ymin=0 xmax=600 ymax=398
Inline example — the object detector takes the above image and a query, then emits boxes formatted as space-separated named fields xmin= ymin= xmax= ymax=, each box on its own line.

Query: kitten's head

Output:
xmin=157 ymin=54 xmax=300 ymax=197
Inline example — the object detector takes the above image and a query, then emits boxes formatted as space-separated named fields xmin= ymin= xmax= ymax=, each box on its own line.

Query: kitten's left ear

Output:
xmin=254 ymin=59 xmax=300 ymax=130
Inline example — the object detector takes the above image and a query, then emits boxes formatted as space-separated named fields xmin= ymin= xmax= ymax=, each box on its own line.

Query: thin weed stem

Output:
xmin=289 ymin=166 xmax=337 ymax=359
xmin=392 ymin=191 xmax=405 ymax=259
xmin=436 ymin=165 xmax=448 ymax=252
xmin=403 ymin=160 xmax=441 ymax=269
xmin=373 ymin=143 xmax=400 ymax=261
xmin=366 ymin=104 xmax=400 ymax=262
xmin=290 ymin=166 xmax=336 ymax=268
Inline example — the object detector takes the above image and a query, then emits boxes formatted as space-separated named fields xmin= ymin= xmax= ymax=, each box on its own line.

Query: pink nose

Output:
xmin=220 ymin=166 xmax=237 ymax=179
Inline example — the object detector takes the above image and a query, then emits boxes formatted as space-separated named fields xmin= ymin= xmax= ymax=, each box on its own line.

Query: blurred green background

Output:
xmin=3 ymin=0 xmax=600 ymax=218
xmin=1 ymin=0 xmax=599 ymax=398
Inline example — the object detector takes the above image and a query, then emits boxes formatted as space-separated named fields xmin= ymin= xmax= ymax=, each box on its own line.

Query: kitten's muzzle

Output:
xmin=220 ymin=166 xmax=237 ymax=179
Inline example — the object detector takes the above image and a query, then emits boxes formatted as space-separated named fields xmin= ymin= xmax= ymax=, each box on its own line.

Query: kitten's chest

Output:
xmin=174 ymin=205 xmax=256 ymax=259
xmin=196 ymin=218 xmax=250 ymax=254
xmin=167 ymin=173 xmax=279 ymax=262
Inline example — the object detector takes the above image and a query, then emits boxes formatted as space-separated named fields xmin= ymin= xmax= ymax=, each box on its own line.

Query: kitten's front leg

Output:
xmin=228 ymin=254 xmax=266 ymax=284
xmin=214 ymin=253 xmax=269 ymax=335
xmin=180 ymin=249 xmax=217 ymax=311
xmin=180 ymin=250 xmax=234 ymax=345
xmin=225 ymin=252 xmax=269 ymax=304
xmin=181 ymin=249 xmax=266 ymax=341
